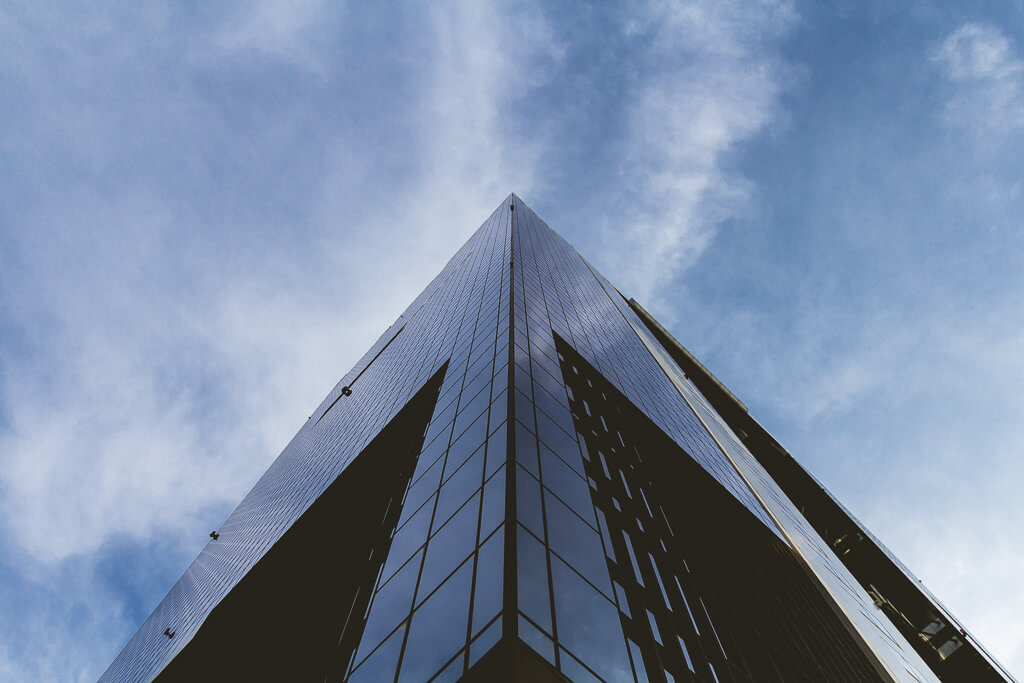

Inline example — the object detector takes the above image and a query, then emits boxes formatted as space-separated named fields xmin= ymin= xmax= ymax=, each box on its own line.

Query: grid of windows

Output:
xmin=106 ymin=195 xmax=945 ymax=683
xmin=555 ymin=337 xmax=882 ymax=682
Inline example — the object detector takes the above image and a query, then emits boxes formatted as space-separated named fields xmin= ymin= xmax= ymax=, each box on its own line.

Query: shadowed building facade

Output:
xmin=102 ymin=196 xmax=1014 ymax=682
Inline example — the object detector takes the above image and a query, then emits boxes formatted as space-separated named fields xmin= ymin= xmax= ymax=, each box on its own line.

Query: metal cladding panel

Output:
xmin=102 ymin=199 xmax=513 ymax=683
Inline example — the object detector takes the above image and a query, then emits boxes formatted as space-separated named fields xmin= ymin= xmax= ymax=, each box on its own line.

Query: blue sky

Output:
xmin=1 ymin=2 xmax=1022 ymax=679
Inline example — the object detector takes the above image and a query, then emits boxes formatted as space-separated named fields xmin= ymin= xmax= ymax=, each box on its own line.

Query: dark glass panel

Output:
xmin=404 ymin=458 xmax=443 ymax=515
xmin=355 ymin=548 xmax=421 ymax=666
xmin=539 ymin=443 xmax=595 ymax=525
xmin=418 ymin=493 xmax=480 ymax=603
xmin=550 ymin=556 xmax=632 ymax=682
xmin=447 ymin=410 xmax=489 ymax=470
xmin=519 ymin=614 xmax=557 ymax=667
xmin=453 ymin=388 xmax=490 ymax=439
xmin=434 ymin=447 xmax=484 ymax=528
xmin=536 ymin=410 xmax=581 ymax=466
xmin=397 ymin=560 xmax=472 ymax=682
xmin=459 ymin=369 xmax=493 ymax=418
xmin=533 ymin=382 xmax=572 ymax=428
xmin=431 ymin=653 xmax=465 ymax=683
xmin=411 ymin=436 xmax=447 ymax=486
xmin=491 ymin=359 xmax=509 ymax=398
xmin=422 ymin=412 xmax=455 ymax=453
xmin=471 ymin=526 xmax=503 ymax=635
xmin=395 ymin=488 xmax=436 ymax=536
xmin=559 ymin=648 xmax=605 ymax=683
xmin=516 ymin=466 xmax=545 ymax=540
xmin=544 ymin=490 xmax=611 ymax=596
xmin=515 ymin=422 xmax=539 ymax=477
xmin=382 ymin=501 xmax=432 ymax=585
xmin=489 ymin=389 xmax=508 ymax=431
xmin=485 ymin=425 xmax=506 ymax=480
xmin=515 ymin=389 xmax=535 ymax=434
xmin=516 ymin=525 xmax=552 ymax=632
xmin=347 ymin=621 xmax=405 ymax=683
xmin=442 ymin=441 xmax=483 ymax=486
xmin=479 ymin=468 xmax=505 ymax=541
xmin=468 ymin=618 xmax=501 ymax=668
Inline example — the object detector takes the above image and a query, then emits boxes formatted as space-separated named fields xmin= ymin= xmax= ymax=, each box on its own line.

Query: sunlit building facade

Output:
xmin=102 ymin=196 xmax=1013 ymax=682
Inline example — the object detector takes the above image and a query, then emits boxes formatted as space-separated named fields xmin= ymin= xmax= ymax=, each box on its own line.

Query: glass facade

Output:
xmin=102 ymin=196 xmax=1009 ymax=683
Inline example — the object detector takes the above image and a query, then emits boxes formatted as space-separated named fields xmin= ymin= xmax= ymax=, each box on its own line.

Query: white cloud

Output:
xmin=603 ymin=0 xmax=797 ymax=307
xmin=0 ymin=3 xmax=558 ymax=676
xmin=0 ymin=0 xmax=561 ymax=567
xmin=214 ymin=0 xmax=336 ymax=70
xmin=933 ymin=23 xmax=1024 ymax=136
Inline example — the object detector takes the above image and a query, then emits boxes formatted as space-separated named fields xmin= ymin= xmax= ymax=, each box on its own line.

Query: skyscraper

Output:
xmin=102 ymin=196 xmax=1013 ymax=682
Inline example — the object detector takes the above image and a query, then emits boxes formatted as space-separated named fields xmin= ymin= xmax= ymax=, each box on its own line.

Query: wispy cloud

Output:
xmin=602 ymin=0 xmax=798 ymax=308
xmin=0 ymin=1 xmax=559 ymax=677
xmin=214 ymin=0 xmax=335 ymax=70
xmin=933 ymin=23 xmax=1024 ymax=136
xmin=3 ymin=2 xmax=1022 ymax=680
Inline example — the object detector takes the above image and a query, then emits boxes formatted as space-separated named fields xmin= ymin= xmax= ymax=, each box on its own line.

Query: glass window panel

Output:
xmin=348 ymin=620 xmax=405 ymax=683
xmin=533 ymin=382 xmax=570 ymax=424
xmin=398 ymin=561 xmax=472 ymax=682
xmin=489 ymin=389 xmax=508 ymax=432
xmin=647 ymin=609 xmax=663 ymax=645
xmin=434 ymin=447 xmax=484 ymax=527
xmin=515 ymin=389 xmax=535 ymax=434
xmin=613 ymin=580 xmax=630 ymax=618
xmin=443 ymin=441 xmax=483 ymax=485
xmin=550 ymin=556 xmax=632 ymax=683
xmin=515 ymin=422 xmax=539 ymax=477
xmin=418 ymin=495 xmax=479 ymax=604
xmin=430 ymin=653 xmax=465 ymax=683
xmin=518 ymin=614 xmax=556 ymax=667
xmin=468 ymin=617 xmax=501 ymax=668
xmin=382 ymin=501 xmax=432 ymax=584
xmin=485 ymin=417 xmax=505 ymax=464
xmin=405 ymin=458 xmax=443 ymax=514
xmin=422 ymin=412 xmax=455 ymax=452
xmin=471 ymin=527 xmax=503 ymax=634
xmin=491 ymin=361 xmax=508 ymax=399
xmin=513 ymin=338 xmax=530 ymax=367
xmin=468 ymin=338 xmax=495 ymax=370
xmin=412 ymin=436 xmax=448 ymax=486
xmin=559 ymin=649 xmax=604 ymax=683
xmin=516 ymin=525 xmax=552 ymax=632
xmin=480 ymin=468 xmax=505 ymax=540
xmin=540 ymin=444 xmax=595 ymax=525
xmin=628 ymin=638 xmax=650 ymax=683
xmin=464 ymin=349 xmax=494 ymax=388
xmin=485 ymin=425 xmax=506 ymax=480
xmin=453 ymin=398 xmax=489 ymax=446
xmin=396 ymin=486 xmax=436 ymax=531
xmin=516 ymin=467 xmax=544 ymax=540
xmin=459 ymin=369 xmax=492 ymax=416
xmin=356 ymin=549 xmax=421 ymax=665
xmin=530 ymin=334 xmax=557 ymax=365
xmin=677 ymin=635 xmax=694 ymax=672
xmin=513 ymin=362 xmax=531 ymax=395
xmin=436 ymin=379 xmax=462 ymax=415
xmin=536 ymin=412 xmax=581 ymax=466
xmin=545 ymin=491 xmax=611 ymax=596
xmin=448 ymin=410 xmax=489 ymax=470
xmin=531 ymin=364 xmax=565 ymax=401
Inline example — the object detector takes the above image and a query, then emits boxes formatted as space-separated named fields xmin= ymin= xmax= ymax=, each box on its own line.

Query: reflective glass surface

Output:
xmin=107 ymin=195 xmax=952 ymax=683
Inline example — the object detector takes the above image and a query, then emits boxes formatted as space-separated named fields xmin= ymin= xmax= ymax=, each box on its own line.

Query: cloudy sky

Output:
xmin=2 ymin=1 xmax=1022 ymax=680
